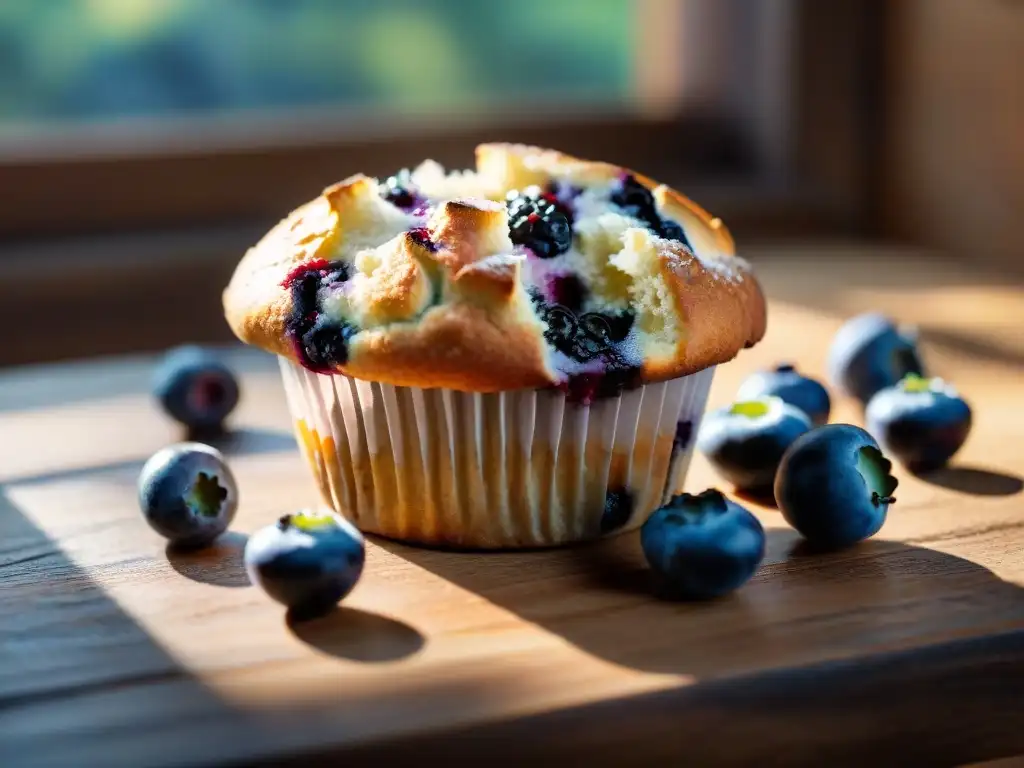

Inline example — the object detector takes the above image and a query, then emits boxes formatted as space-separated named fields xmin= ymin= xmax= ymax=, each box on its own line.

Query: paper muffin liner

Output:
xmin=278 ymin=359 xmax=715 ymax=549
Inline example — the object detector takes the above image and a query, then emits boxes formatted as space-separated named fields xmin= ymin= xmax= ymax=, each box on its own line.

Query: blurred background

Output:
xmin=0 ymin=0 xmax=1020 ymax=366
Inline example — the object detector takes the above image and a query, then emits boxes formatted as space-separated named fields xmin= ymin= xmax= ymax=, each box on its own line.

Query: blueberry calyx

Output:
xmin=278 ymin=509 xmax=340 ymax=533
xmin=857 ymin=444 xmax=899 ymax=507
xmin=655 ymin=490 xmax=733 ymax=529
xmin=898 ymin=373 xmax=934 ymax=394
xmin=728 ymin=398 xmax=774 ymax=419
xmin=692 ymin=487 xmax=729 ymax=508
xmin=668 ymin=488 xmax=730 ymax=521
xmin=775 ymin=363 xmax=796 ymax=374
xmin=698 ymin=398 xmax=812 ymax=493
xmin=186 ymin=472 xmax=228 ymax=518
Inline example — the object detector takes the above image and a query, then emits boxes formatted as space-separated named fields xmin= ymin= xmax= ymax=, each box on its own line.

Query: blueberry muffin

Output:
xmin=223 ymin=143 xmax=766 ymax=548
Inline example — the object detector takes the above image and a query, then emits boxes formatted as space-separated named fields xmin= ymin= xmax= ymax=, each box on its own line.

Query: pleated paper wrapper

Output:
xmin=279 ymin=359 xmax=715 ymax=549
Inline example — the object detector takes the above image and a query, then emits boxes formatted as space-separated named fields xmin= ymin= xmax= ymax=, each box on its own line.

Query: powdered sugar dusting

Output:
xmin=692 ymin=250 xmax=750 ymax=284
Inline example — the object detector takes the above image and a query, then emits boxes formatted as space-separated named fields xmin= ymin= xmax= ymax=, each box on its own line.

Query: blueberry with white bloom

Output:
xmin=866 ymin=374 xmax=971 ymax=472
xmin=736 ymin=363 xmax=831 ymax=426
xmin=245 ymin=509 xmax=365 ymax=619
xmin=153 ymin=345 xmax=239 ymax=432
xmin=827 ymin=313 xmax=925 ymax=405
xmin=697 ymin=396 xmax=812 ymax=492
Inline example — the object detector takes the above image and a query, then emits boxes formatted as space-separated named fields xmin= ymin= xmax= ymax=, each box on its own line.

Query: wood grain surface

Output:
xmin=1 ymin=244 xmax=1023 ymax=767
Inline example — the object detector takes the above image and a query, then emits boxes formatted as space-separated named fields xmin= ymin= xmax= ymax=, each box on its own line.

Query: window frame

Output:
xmin=0 ymin=0 xmax=880 ymax=239
xmin=0 ymin=0 xmax=884 ymax=366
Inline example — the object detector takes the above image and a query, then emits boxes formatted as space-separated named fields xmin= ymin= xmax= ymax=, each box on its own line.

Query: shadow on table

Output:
xmin=733 ymin=486 xmax=779 ymax=510
xmin=0 ymin=485 xmax=480 ymax=765
xmin=917 ymin=466 xmax=1023 ymax=497
xmin=166 ymin=531 xmax=251 ymax=588
xmin=1 ymin=427 xmax=295 ymax=487
xmin=759 ymin=257 xmax=1024 ymax=371
xmin=287 ymin=607 xmax=425 ymax=663
xmin=186 ymin=426 xmax=296 ymax=456
xmin=0 ymin=488 xmax=233 ymax=764
xmin=0 ymin=346 xmax=274 ymax=415
xmin=917 ymin=326 xmax=1024 ymax=370
xmin=376 ymin=526 xmax=1024 ymax=679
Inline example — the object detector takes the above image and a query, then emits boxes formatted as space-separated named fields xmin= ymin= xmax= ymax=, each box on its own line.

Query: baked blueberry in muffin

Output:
xmin=506 ymin=186 xmax=574 ymax=258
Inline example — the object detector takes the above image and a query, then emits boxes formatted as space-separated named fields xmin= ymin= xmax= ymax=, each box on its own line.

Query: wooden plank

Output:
xmin=883 ymin=0 xmax=1024 ymax=273
xmin=1 ymin=246 xmax=1023 ymax=766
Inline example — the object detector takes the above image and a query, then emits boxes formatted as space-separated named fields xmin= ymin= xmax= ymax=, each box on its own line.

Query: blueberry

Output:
xmin=609 ymin=174 xmax=692 ymax=248
xmin=827 ymin=313 xmax=925 ymax=405
xmin=600 ymin=488 xmax=633 ymax=534
xmin=300 ymin=315 xmax=357 ymax=371
xmin=280 ymin=259 xmax=356 ymax=373
xmin=656 ymin=218 xmax=688 ymax=244
xmin=244 ymin=509 xmax=365 ymax=619
xmin=865 ymin=374 xmax=972 ymax=473
xmin=774 ymin=424 xmax=899 ymax=549
xmin=673 ymin=419 xmax=694 ymax=454
xmin=561 ymin=358 xmax=642 ymax=405
xmin=153 ymin=346 xmax=239 ymax=432
xmin=530 ymin=291 xmax=635 ymax=364
xmin=506 ymin=190 xmax=573 ymax=259
xmin=407 ymin=227 xmax=437 ymax=252
xmin=139 ymin=442 xmax=238 ymax=547
xmin=546 ymin=273 xmax=588 ymax=313
xmin=736 ymin=363 xmax=831 ymax=426
xmin=379 ymin=168 xmax=424 ymax=210
xmin=544 ymin=181 xmax=583 ymax=214
xmin=641 ymin=489 xmax=765 ymax=600
xmin=696 ymin=396 xmax=812 ymax=492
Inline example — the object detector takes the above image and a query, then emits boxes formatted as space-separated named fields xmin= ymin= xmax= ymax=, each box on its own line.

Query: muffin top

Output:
xmin=223 ymin=143 xmax=766 ymax=400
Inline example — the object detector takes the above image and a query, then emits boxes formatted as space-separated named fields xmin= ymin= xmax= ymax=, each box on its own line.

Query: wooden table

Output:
xmin=2 ymin=244 xmax=1023 ymax=767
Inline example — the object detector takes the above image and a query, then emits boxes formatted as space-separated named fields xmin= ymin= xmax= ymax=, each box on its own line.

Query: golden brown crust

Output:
xmin=342 ymin=300 xmax=551 ymax=391
xmin=222 ymin=143 xmax=766 ymax=392
xmin=223 ymin=196 xmax=340 ymax=360
xmin=427 ymin=199 xmax=509 ymax=272
xmin=643 ymin=239 xmax=768 ymax=381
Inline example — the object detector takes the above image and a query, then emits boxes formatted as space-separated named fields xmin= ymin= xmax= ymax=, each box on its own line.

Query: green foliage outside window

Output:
xmin=0 ymin=0 xmax=634 ymax=122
